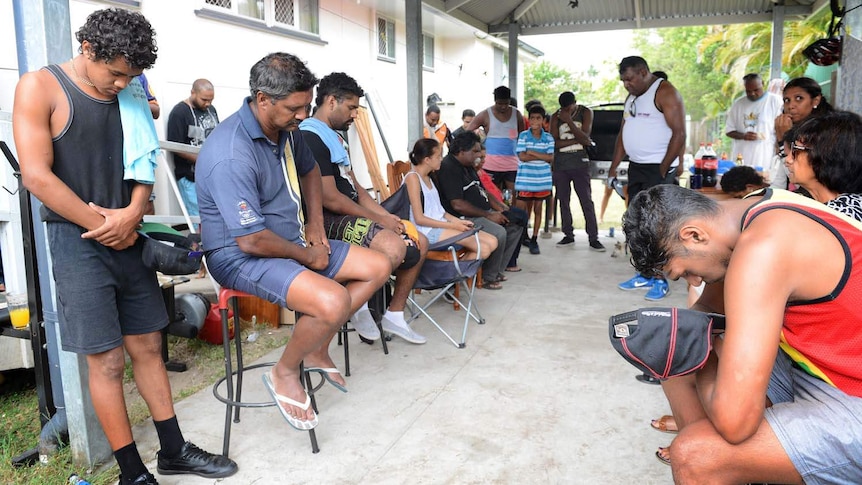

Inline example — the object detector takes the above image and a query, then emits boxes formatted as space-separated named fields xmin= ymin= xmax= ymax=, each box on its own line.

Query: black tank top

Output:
xmin=42 ymin=64 xmax=128 ymax=224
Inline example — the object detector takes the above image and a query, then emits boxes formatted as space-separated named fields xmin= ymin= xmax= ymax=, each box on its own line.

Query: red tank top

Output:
xmin=742 ymin=189 xmax=862 ymax=397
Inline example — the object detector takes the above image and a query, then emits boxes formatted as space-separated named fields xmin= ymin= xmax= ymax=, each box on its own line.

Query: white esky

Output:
xmin=523 ymin=30 xmax=638 ymax=76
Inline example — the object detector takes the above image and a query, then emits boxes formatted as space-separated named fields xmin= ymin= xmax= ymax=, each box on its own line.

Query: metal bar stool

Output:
xmin=336 ymin=282 xmax=391 ymax=376
xmin=211 ymin=288 xmax=321 ymax=455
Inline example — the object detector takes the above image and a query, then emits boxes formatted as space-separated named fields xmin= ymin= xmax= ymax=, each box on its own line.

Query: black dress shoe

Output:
xmin=156 ymin=441 xmax=238 ymax=478
xmin=120 ymin=472 xmax=158 ymax=485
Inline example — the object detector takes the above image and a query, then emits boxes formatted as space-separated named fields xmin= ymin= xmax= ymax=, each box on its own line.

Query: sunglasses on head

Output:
xmin=790 ymin=142 xmax=809 ymax=159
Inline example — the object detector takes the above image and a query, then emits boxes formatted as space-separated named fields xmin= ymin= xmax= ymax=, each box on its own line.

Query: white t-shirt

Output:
xmin=725 ymin=92 xmax=783 ymax=168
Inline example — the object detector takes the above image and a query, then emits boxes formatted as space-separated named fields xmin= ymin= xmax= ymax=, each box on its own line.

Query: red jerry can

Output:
xmin=197 ymin=303 xmax=235 ymax=345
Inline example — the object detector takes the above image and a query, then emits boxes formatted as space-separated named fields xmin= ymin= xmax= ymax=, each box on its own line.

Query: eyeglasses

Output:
xmin=627 ymin=96 xmax=638 ymax=117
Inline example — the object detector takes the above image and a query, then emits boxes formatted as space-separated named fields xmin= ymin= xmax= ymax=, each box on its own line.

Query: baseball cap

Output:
xmin=609 ymin=307 xmax=726 ymax=379
xmin=138 ymin=222 xmax=203 ymax=275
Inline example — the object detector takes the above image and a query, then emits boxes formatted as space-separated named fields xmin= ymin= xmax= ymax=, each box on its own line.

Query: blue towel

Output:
xmin=299 ymin=117 xmax=350 ymax=166
xmin=117 ymin=77 xmax=158 ymax=184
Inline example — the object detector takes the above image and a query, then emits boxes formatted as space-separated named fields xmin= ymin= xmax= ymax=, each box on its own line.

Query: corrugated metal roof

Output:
xmin=438 ymin=0 xmax=824 ymax=35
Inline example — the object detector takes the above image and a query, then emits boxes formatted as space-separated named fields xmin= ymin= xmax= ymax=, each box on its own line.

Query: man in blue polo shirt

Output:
xmin=196 ymin=53 xmax=390 ymax=430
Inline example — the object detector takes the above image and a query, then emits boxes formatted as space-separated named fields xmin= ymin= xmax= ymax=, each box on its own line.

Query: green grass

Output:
xmin=0 ymin=321 xmax=289 ymax=485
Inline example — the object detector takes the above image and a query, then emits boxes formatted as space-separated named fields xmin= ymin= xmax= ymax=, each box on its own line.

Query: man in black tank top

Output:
xmin=13 ymin=9 xmax=236 ymax=484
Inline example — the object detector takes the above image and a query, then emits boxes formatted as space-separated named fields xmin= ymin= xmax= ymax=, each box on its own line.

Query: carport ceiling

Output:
xmin=430 ymin=0 xmax=827 ymax=35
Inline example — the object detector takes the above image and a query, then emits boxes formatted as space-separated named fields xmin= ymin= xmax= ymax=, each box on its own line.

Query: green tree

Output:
xmin=699 ymin=7 xmax=832 ymax=100
xmin=523 ymin=60 xmax=577 ymax=110
xmin=524 ymin=60 xmax=627 ymax=110
xmin=633 ymin=26 xmax=728 ymax=120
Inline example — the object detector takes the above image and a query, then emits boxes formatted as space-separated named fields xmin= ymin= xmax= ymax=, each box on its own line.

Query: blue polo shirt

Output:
xmin=196 ymin=97 xmax=316 ymax=254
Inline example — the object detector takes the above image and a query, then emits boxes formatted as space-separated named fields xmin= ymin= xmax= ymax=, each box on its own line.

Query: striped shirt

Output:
xmin=514 ymin=129 xmax=554 ymax=192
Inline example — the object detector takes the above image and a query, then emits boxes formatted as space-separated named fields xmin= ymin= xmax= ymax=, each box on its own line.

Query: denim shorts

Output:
xmin=425 ymin=227 xmax=443 ymax=245
xmin=207 ymin=239 xmax=350 ymax=309
xmin=764 ymin=349 xmax=862 ymax=484
xmin=48 ymin=222 xmax=169 ymax=354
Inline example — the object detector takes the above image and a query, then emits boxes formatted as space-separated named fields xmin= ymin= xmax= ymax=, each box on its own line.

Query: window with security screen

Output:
xmin=203 ymin=0 xmax=318 ymax=34
xmin=378 ymin=17 xmax=395 ymax=61
xmin=422 ymin=33 xmax=434 ymax=70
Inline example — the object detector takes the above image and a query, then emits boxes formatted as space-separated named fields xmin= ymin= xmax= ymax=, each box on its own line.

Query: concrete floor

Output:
xmin=133 ymin=229 xmax=688 ymax=484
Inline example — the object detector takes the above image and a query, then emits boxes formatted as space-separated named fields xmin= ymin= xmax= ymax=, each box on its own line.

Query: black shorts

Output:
xmin=48 ymin=222 xmax=169 ymax=355
xmin=484 ymin=169 xmax=517 ymax=187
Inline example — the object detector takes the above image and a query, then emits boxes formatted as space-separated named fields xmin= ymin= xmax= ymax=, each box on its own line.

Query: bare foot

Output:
xmin=270 ymin=366 xmax=315 ymax=423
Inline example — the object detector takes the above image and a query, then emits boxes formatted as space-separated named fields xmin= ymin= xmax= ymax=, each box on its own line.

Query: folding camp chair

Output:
xmin=405 ymin=229 xmax=486 ymax=348
xmin=385 ymin=161 xmax=480 ymax=308
xmin=383 ymin=161 xmax=486 ymax=347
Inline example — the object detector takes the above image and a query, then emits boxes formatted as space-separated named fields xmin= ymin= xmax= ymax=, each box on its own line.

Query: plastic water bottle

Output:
xmin=502 ymin=189 xmax=512 ymax=206
xmin=69 ymin=474 xmax=91 ymax=485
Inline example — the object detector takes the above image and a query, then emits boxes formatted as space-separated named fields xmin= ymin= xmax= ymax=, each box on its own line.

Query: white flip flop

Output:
xmin=261 ymin=370 xmax=318 ymax=430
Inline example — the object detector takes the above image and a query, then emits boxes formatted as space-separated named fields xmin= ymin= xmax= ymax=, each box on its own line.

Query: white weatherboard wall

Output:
xmin=1 ymin=0 xmax=536 ymax=315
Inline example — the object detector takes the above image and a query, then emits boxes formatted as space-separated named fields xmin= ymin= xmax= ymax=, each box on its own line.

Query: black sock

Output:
xmin=153 ymin=416 xmax=185 ymax=458
xmin=114 ymin=442 xmax=147 ymax=483
xmin=531 ymin=235 xmax=537 ymax=243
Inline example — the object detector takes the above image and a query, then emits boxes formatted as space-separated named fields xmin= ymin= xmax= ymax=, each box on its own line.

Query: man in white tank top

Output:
xmin=609 ymin=56 xmax=687 ymax=302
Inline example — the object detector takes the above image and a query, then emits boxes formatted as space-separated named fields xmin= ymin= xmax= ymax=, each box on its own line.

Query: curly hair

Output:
xmin=720 ymin=166 xmax=765 ymax=195
xmin=450 ymin=130 xmax=480 ymax=155
xmin=623 ymin=185 xmax=719 ymax=277
xmin=314 ymin=72 xmax=364 ymax=108
xmin=75 ymin=8 xmax=157 ymax=70
xmin=249 ymin=52 xmax=318 ymax=100
xmin=787 ymin=110 xmax=862 ymax=194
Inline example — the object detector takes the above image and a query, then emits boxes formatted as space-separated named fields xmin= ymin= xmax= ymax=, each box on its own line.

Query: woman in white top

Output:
xmin=405 ymin=138 xmax=498 ymax=261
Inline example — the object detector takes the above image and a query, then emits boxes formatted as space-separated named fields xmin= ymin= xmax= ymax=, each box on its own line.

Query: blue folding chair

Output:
xmin=406 ymin=229 xmax=485 ymax=348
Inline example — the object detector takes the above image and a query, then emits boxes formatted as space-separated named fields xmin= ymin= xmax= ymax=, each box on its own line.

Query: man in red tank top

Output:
xmin=623 ymin=184 xmax=862 ymax=484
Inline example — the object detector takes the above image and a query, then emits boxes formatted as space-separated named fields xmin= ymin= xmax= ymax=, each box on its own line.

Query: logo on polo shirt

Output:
xmin=237 ymin=200 xmax=257 ymax=226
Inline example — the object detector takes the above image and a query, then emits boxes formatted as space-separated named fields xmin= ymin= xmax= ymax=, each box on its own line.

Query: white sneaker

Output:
xmin=382 ymin=314 xmax=426 ymax=344
xmin=351 ymin=309 xmax=380 ymax=341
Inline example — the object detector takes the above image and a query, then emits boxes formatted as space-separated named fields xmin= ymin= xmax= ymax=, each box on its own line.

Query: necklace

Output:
xmin=70 ymin=58 xmax=95 ymax=87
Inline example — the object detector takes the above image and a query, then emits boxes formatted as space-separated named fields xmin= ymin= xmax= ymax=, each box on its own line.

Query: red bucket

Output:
xmin=197 ymin=303 xmax=235 ymax=345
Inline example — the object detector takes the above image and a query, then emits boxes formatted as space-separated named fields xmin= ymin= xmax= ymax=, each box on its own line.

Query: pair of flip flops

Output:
xmin=261 ymin=370 xmax=318 ymax=431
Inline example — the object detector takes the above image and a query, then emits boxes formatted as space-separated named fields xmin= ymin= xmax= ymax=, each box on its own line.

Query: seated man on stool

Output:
xmin=196 ymin=53 xmax=391 ymax=429
xmin=300 ymin=72 xmax=427 ymax=345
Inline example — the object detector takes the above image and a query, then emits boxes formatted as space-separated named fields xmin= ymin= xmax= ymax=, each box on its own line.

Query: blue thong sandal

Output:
xmin=305 ymin=367 xmax=348 ymax=393
xmin=262 ymin=370 xmax=318 ymax=430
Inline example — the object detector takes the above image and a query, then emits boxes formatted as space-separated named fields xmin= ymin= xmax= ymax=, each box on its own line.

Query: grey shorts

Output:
xmin=206 ymin=239 xmax=350 ymax=308
xmin=764 ymin=349 xmax=862 ymax=484
xmin=47 ymin=222 xmax=169 ymax=355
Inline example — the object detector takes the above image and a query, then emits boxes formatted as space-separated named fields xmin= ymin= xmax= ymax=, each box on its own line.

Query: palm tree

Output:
xmin=698 ymin=7 xmax=831 ymax=109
